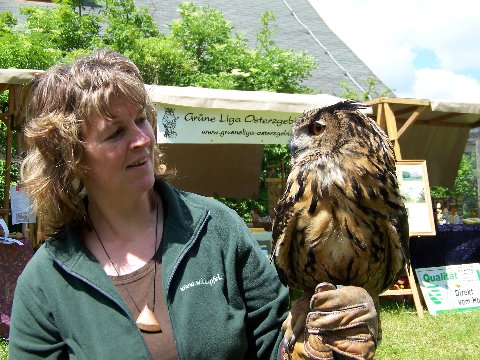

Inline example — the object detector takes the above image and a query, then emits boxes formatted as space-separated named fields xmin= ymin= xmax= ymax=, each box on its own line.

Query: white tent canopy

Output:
xmin=0 ymin=69 xmax=43 ymax=86
xmin=366 ymin=97 xmax=480 ymax=188
xmin=147 ymin=85 xmax=344 ymax=113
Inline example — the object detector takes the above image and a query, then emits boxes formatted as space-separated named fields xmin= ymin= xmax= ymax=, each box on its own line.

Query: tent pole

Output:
xmin=375 ymin=99 xmax=425 ymax=318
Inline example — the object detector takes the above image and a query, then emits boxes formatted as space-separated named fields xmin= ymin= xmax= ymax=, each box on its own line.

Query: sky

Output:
xmin=307 ymin=0 xmax=480 ymax=102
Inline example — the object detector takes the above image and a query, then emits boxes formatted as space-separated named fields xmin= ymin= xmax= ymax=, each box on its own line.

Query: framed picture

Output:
xmin=396 ymin=160 xmax=436 ymax=236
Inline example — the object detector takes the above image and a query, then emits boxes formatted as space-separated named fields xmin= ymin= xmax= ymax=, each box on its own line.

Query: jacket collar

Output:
xmin=43 ymin=181 xmax=210 ymax=298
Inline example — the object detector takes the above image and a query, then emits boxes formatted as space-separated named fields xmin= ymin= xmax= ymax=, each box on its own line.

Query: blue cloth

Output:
xmin=410 ymin=224 xmax=480 ymax=268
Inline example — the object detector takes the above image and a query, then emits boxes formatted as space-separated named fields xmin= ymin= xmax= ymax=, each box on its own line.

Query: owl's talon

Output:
xmin=283 ymin=333 xmax=296 ymax=351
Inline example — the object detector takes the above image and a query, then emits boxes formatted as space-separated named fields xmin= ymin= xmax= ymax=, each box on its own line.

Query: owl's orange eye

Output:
xmin=309 ymin=121 xmax=326 ymax=136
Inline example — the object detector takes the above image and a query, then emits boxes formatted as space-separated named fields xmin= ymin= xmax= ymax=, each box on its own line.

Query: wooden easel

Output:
xmin=367 ymin=98 xmax=427 ymax=318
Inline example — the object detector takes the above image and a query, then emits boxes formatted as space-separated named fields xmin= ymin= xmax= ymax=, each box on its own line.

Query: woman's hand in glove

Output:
xmin=282 ymin=283 xmax=378 ymax=360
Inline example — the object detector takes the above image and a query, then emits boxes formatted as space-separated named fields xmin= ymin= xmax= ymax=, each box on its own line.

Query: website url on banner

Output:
xmin=201 ymin=128 xmax=290 ymax=138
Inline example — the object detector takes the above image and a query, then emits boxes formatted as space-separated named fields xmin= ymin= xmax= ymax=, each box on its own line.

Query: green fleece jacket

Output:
xmin=9 ymin=181 xmax=289 ymax=359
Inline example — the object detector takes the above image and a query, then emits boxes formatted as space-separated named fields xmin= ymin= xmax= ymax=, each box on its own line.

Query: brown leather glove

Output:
xmin=282 ymin=283 xmax=378 ymax=360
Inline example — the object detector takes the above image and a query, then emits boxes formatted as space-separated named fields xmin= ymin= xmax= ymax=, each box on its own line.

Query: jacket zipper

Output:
xmin=166 ymin=211 xmax=211 ymax=291
xmin=164 ymin=211 xmax=210 ymax=359
xmin=53 ymin=259 xmax=139 ymax=330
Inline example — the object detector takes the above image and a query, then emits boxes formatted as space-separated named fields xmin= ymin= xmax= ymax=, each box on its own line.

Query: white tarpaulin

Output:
xmin=0 ymin=69 xmax=43 ymax=85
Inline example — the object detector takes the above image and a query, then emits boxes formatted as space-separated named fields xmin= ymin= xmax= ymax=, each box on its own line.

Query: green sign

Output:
xmin=416 ymin=263 xmax=480 ymax=315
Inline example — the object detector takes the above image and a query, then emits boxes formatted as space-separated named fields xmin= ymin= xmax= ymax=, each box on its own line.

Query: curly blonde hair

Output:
xmin=21 ymin=49 xmax=168 ymax=233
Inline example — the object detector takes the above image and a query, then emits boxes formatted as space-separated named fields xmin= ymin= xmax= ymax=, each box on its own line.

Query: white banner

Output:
xmin=147 ymin=85 xmax=347 ymax=145
xmin=156 ymin=104 xmax=299 ymax=144
xmin=10 ymin=185 xmax=36 ymax=224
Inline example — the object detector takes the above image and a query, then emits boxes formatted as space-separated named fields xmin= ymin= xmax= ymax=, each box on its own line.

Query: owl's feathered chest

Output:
xmin=273 ymin=150 xmax=407 ymax=294
xmin=272 ymin=102 xmax=408 ymax=297
xmin=292 ymin=144 xmax=392 ymax=197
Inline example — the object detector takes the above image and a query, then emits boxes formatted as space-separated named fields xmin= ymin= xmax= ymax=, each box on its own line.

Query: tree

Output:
xmin=102 ymin=0 xmax=159 ymax=53
xmin=126 ymin=37 xmax=197 ymax=86
xmin=0 ymin=11 xmax=62 ymax=69
xmin=51 ymin=0 xmax=101 ymax=16
xmin=168 ymin=2 xmax=234 ymax=70
xmin=20 ymin=5 xmax=101 ymax=52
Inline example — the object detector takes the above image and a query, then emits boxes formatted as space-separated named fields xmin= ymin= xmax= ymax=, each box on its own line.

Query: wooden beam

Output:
xmin=396 ymin=105 xmax=428 ymax=139
xmin=366 ymin=97 xmax=430 ymax=107
xmin=393 ymin=105 xmax=426 ymax=117
xmin=470 ymin=117 xmax=480 ymax=128
xmin=376 ymin=100 xmax=426 ymax=318
xmin=380 ymin=264 xmax=425 ymax=318
xmin=12 ymin=85 xmax=23 ymax=128
xmin=415 ymin=121 xmax=473 ymax=128
xmin=376 ymin=102 xmax=386 ymax=130
xmin=384 ymin=102 xmax=402 ymax=159
xmin=422 ymin=112 xmax=463 ymax=125
xmin=381 ymin=288 xmax=413 ymax=296
xmin=3 ymin=114 xmax=12 ymax=212
xmin=14 ymin=84 xmax=30 ymax=128
xmin=0 ymin=208 xmax=7 ymax=222
xmin=421 ymin=122 xmax=475 ymax=129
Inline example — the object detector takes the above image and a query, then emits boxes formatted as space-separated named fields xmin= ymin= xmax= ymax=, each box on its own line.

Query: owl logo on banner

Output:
xmin=161 ymin=108 xmax=178 ymax=139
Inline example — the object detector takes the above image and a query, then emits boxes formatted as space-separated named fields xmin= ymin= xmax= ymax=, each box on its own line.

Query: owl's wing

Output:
xmin=270 ymin=168 xmax=305 ymax=287
xmin=392 ymin=204 xmax=411 ymax=272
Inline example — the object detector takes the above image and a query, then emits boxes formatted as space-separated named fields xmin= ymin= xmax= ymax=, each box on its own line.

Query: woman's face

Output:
xmin=80 ymin=98 xmax=156 ymax=201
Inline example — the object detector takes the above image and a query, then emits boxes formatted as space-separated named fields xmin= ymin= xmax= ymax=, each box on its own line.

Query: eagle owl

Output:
xmin=271 ymin=101 xmax=409 ymax=303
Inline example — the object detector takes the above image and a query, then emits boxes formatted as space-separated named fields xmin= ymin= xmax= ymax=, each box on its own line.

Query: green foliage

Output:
xmin=126 ymin=37 xmax=197 ymax=86
xmin=0 ymin=30 xmax=62 ymax=69
xmin=263 ymin=144 xmax=291 ymax=179
xmin=213 ymin=197 xmax=266 ymax=223
xmin=430 ymin=153 xmax=478 ymax=209
xmin=0 ymin=11 xmax=17 ymax=32
xmin=20 ymin=5 xmax=101 ymax=51
xmin=51 ymin=0 xmax=101 ymax=16
xmin=0 ymin=4 xmax=101 ymax=69
xmin=249 ymin=11 xmax=316 ymax=94
xmin=453 ymin=153 xmax=478 ymax=199
xmin=0 ymin=339 xmax=7 ymax=360
xmin=0 ymin=1 xmax=316 ymax=92
xmin=169 ymin=2 xmax=233 ymax=70
xmin=340 ymin=77 xmax=392 ymax=101
xmin=167 ymin=4 xmax=316 ymax=93
xmin=102 ymin=0 xmax=159 ymax=53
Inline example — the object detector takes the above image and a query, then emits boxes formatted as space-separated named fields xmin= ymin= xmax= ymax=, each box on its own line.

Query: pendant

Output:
xmin=136 ymin=304 xmax=162 ymax=333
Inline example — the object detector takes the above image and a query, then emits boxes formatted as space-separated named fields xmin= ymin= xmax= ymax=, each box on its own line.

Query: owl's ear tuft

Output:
xmin=319 ymin=100 xmax=366 ymax=115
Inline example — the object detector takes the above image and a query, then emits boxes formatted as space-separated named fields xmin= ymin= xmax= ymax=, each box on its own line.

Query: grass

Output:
xmin=376 ymin=298 xmax=480 ymax=359
xmin=0 ymin=340 xmax=6 ymax=360
xmin=0 ymin=298 xmax=478 ymax=359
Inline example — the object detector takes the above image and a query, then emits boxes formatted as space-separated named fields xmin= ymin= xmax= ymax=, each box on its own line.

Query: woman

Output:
xmin=9 ymin=50 xmax=378 ymax=359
